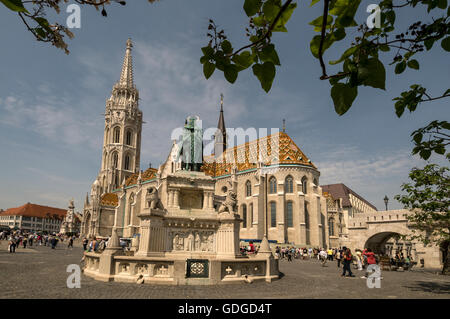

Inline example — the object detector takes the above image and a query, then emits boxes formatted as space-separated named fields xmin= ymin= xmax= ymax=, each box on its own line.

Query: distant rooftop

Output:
xmin=321 ymin=183 xmax=377 ymax=211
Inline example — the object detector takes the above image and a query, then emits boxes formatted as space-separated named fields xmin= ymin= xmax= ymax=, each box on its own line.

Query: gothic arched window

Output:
xmin=269 ymin=177 xmax=277 ymax=194
xmin=304 ymin=202 xmax=310 ymax=244
xmin=126 ymin=130 xmax=132 ymax=146
xmin=329 ymin=217 xmax=335 ymax=236
xmin=113 ymin=153 xmax=118 ymax=169
xmin=249 ymin=203 xmax=253 ymax=227
xmin=270 ymin=201 xmax=277 ymax=227
xmin=114 ymin=127 xmax=120 ymax=143
xmin=124 ymin=155 xmax=130 ymax=170
xmin=287 ymin=201 xmax=293 ymax=227
xmin=301 ymin=176 xmax=308 ymax=194
xmin=285 ymin=175 xmax=293 ymax=193
xmin=313 ymin=178 xmax=318 ymax=187
xmin=242 ymin=204 xmax=247 ymax=228
xmin=246 ymin=180 xmax=252 ymax=197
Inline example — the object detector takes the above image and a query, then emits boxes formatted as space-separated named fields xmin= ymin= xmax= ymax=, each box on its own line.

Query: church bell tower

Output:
xmin=97 ymin=38 xmax=143 ymax=193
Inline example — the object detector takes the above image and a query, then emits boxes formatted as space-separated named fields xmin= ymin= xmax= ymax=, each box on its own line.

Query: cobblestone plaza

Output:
xmin=1 ymin=241 xmax=449 ymax=299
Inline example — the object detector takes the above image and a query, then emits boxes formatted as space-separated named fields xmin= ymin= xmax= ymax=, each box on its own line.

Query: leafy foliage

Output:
xmin=395 ymin=164 xmax=450 ymax=246
xmin=201 ymin=0 xmax=449 ymax=117
xmin=411 ymin=120 xmax=450 ymax=160
xmin=200 ymin=0 xmax=297 ymax=91
xmin=0 ymin=0 xmax=158 ymax=54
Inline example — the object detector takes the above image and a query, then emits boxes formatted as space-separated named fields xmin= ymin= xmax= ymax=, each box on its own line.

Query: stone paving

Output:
xmin=0 ymin=240 xmax=449 ymax=299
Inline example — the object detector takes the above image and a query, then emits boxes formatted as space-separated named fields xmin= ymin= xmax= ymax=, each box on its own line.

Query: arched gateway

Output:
xmin=344 ymin=209 xmax=443 ymax=269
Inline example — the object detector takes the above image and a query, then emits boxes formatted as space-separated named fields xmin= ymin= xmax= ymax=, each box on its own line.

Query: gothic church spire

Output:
xmin=118 ymin=38 xmax=134 ymax=88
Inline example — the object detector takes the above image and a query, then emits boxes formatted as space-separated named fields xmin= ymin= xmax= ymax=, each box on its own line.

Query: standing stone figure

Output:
xmin=177 ymin=116 xmax=203 ymax=171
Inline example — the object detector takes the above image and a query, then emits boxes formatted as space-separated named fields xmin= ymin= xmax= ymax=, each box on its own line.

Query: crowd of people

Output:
xmin=271 ymin=245 xmax=415 ymax=278
xmin=1 ymin=230 xmax=77 ymax=253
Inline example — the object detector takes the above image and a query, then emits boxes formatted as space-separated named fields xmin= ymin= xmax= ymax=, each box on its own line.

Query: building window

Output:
xmin=329 ymin=217 xmax=335 ymax=236
xmin=113 ymin=153 xmax=118 ymax=169
xmin=114 ymin=127 xmax=121 ymax=143
xmin=287 ymin=201 xmax=293 ymax=227
xmin=269 ymin=177 xmax=277 ymax=194
xmin=313 ymin=178 xmax=318 ymax=187
xmin=301 ymin=176 xmax=308 ymax=194
xmin=126 ymin=130 xmax=132 ymax=146
xmin=124 ymin=155 xmax=130 ymax=170
xmin=246 ymin=180 xmax=252 ymax=197
xmin=242 ymin=204 xmax=247 ymax=228
xmin=285 ymin=176 xmax=293 ymax=193
xmin=270 ymin=202 xmax=276 ymax=227
xmin=304 ymin=202 xmax=310 ymax=244
xmin=249 ymin=203 xmax=253 ymax=226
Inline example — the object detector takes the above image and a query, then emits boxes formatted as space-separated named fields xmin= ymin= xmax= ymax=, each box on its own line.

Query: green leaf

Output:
xmin=201 ymin=46 xmax=214 ymax=58
xmin=253 ymin=16 xmax=266 ymax=27
xmin=221 ymin=40 xmax=233 ymax=54
xmin=0 ymin=0 xmax=28 ymax=13
xmin=441 ymin=37 xmax=450 ymax=52
xmin=395 ymin=100 xmax=405 ymax=117
xmin=252 ymin=62 xmax=276 ymax=92
xmin=379 ymin=44 xmax=390 ymax=52
xmin=331 ymin=83 xmax=358 ymax=115
xmin=310 ymin=0 xmax=320 ymax=6
xmin=407 ymin=59 xmax=420 ymax=70
xmin=413 ymin=132 xmax=423 ymax=144
xmin=395 ymin=61 xmax=406 ymax=74
xmin=203 ymin=62 xmax=215 ymax=79
xmin=437 ymin=0 xmax=447 ymax=9
xmin=259 ymin=44 xmax=280 ymax=65
xmin=309 ymin=15 xmax=333 ymax=31
xmin=232 ymin=51 xmax=254 ymax=69
xmin=273 ymin=2 xmax=297 ymax=32
xmin=244 ymin=0 xmax=262 ymax=17
xmin=262 ymin=0 xmax=280 ymax=22
xmin=329 ymin=46 xmax=358 ymax=65
xmin=385 ymin=10 xmax=396 ymax=25
xmin=424 ymin=38 xmax=435 ymax=50
xmin=360 ymin=58 xmax=386 ymax=90
xmin=224 ymin=65 xmax=238 ymax=83
xmin=419 ymin=150 xmax=431 ymax=160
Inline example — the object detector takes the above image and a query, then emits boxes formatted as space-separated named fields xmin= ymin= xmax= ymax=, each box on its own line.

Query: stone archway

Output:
xmin=364 ymin=231 xmax=401 ymax=254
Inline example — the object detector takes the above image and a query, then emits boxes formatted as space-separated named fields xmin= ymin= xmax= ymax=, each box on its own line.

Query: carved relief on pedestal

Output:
xmin=119 ymin=263 xmax=130 ymax=274
xmin=169 ymin=230 xmax=215 ymax=252
xmin=154 ymin=264 xmax=170 ymax=277
xmin=136 ymin=263 xmax=148 ymax=276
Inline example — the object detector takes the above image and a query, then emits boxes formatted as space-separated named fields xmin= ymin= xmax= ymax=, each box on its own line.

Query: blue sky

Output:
xmin=0 ymin=0 xmax=448 ymax=212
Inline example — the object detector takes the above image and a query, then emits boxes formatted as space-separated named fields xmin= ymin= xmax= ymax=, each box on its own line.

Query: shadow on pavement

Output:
xmin=404 ymin=281 xmax=450 ymax=295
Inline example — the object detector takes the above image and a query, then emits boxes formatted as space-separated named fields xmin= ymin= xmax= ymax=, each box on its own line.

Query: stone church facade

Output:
xmin=81 ymin=39 xmax=331 ymax=248
xmin=81 ymin=39 xmax=444 ymax=271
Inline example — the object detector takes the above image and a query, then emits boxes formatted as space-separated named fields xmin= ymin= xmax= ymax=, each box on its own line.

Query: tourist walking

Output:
xmin=342 ymin=248 xmax=355 ymax=277
xmin=336 ymin=249 xmax=342 ymax=268
xmin=82 ymin=237 xmax=88 ymax=251
xmin=8 ymin=236 xmax=16 ymax=253
xmin=327 ymin=248 xmax=333 ymax=261
xmin=361 ymin=248 xmax=382 ymax=279
xmin=68 ymin=236 xmax=74 ymax=249
xmin=356 ymin=249 xmax=363 ymax=271
xmin=319 ymin=248 xmax=327 ymax=266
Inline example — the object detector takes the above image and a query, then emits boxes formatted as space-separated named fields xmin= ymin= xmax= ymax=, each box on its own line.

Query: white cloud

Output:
xmin=0 ymin=93 xmax=101 ymax=150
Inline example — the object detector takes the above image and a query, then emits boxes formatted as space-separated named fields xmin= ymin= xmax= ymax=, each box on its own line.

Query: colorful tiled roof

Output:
xmin=125 ymin=167 xmax=158 ymax=186
xmin=0 ymin=203 xmax=66 ymax=220
xmin=202 ymin=132 xmax=315 ymax=177
xmin=100 ymin=193 xmax=119 ymax=206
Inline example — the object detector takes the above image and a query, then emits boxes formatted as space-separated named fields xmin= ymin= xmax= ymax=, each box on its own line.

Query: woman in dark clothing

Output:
xmin=342 ymin=248 xmax=355 ymax=277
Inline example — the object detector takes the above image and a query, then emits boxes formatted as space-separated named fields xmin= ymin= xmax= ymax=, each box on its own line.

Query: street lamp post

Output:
xmin=384 ymin=195 xmax=389 ymax=211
